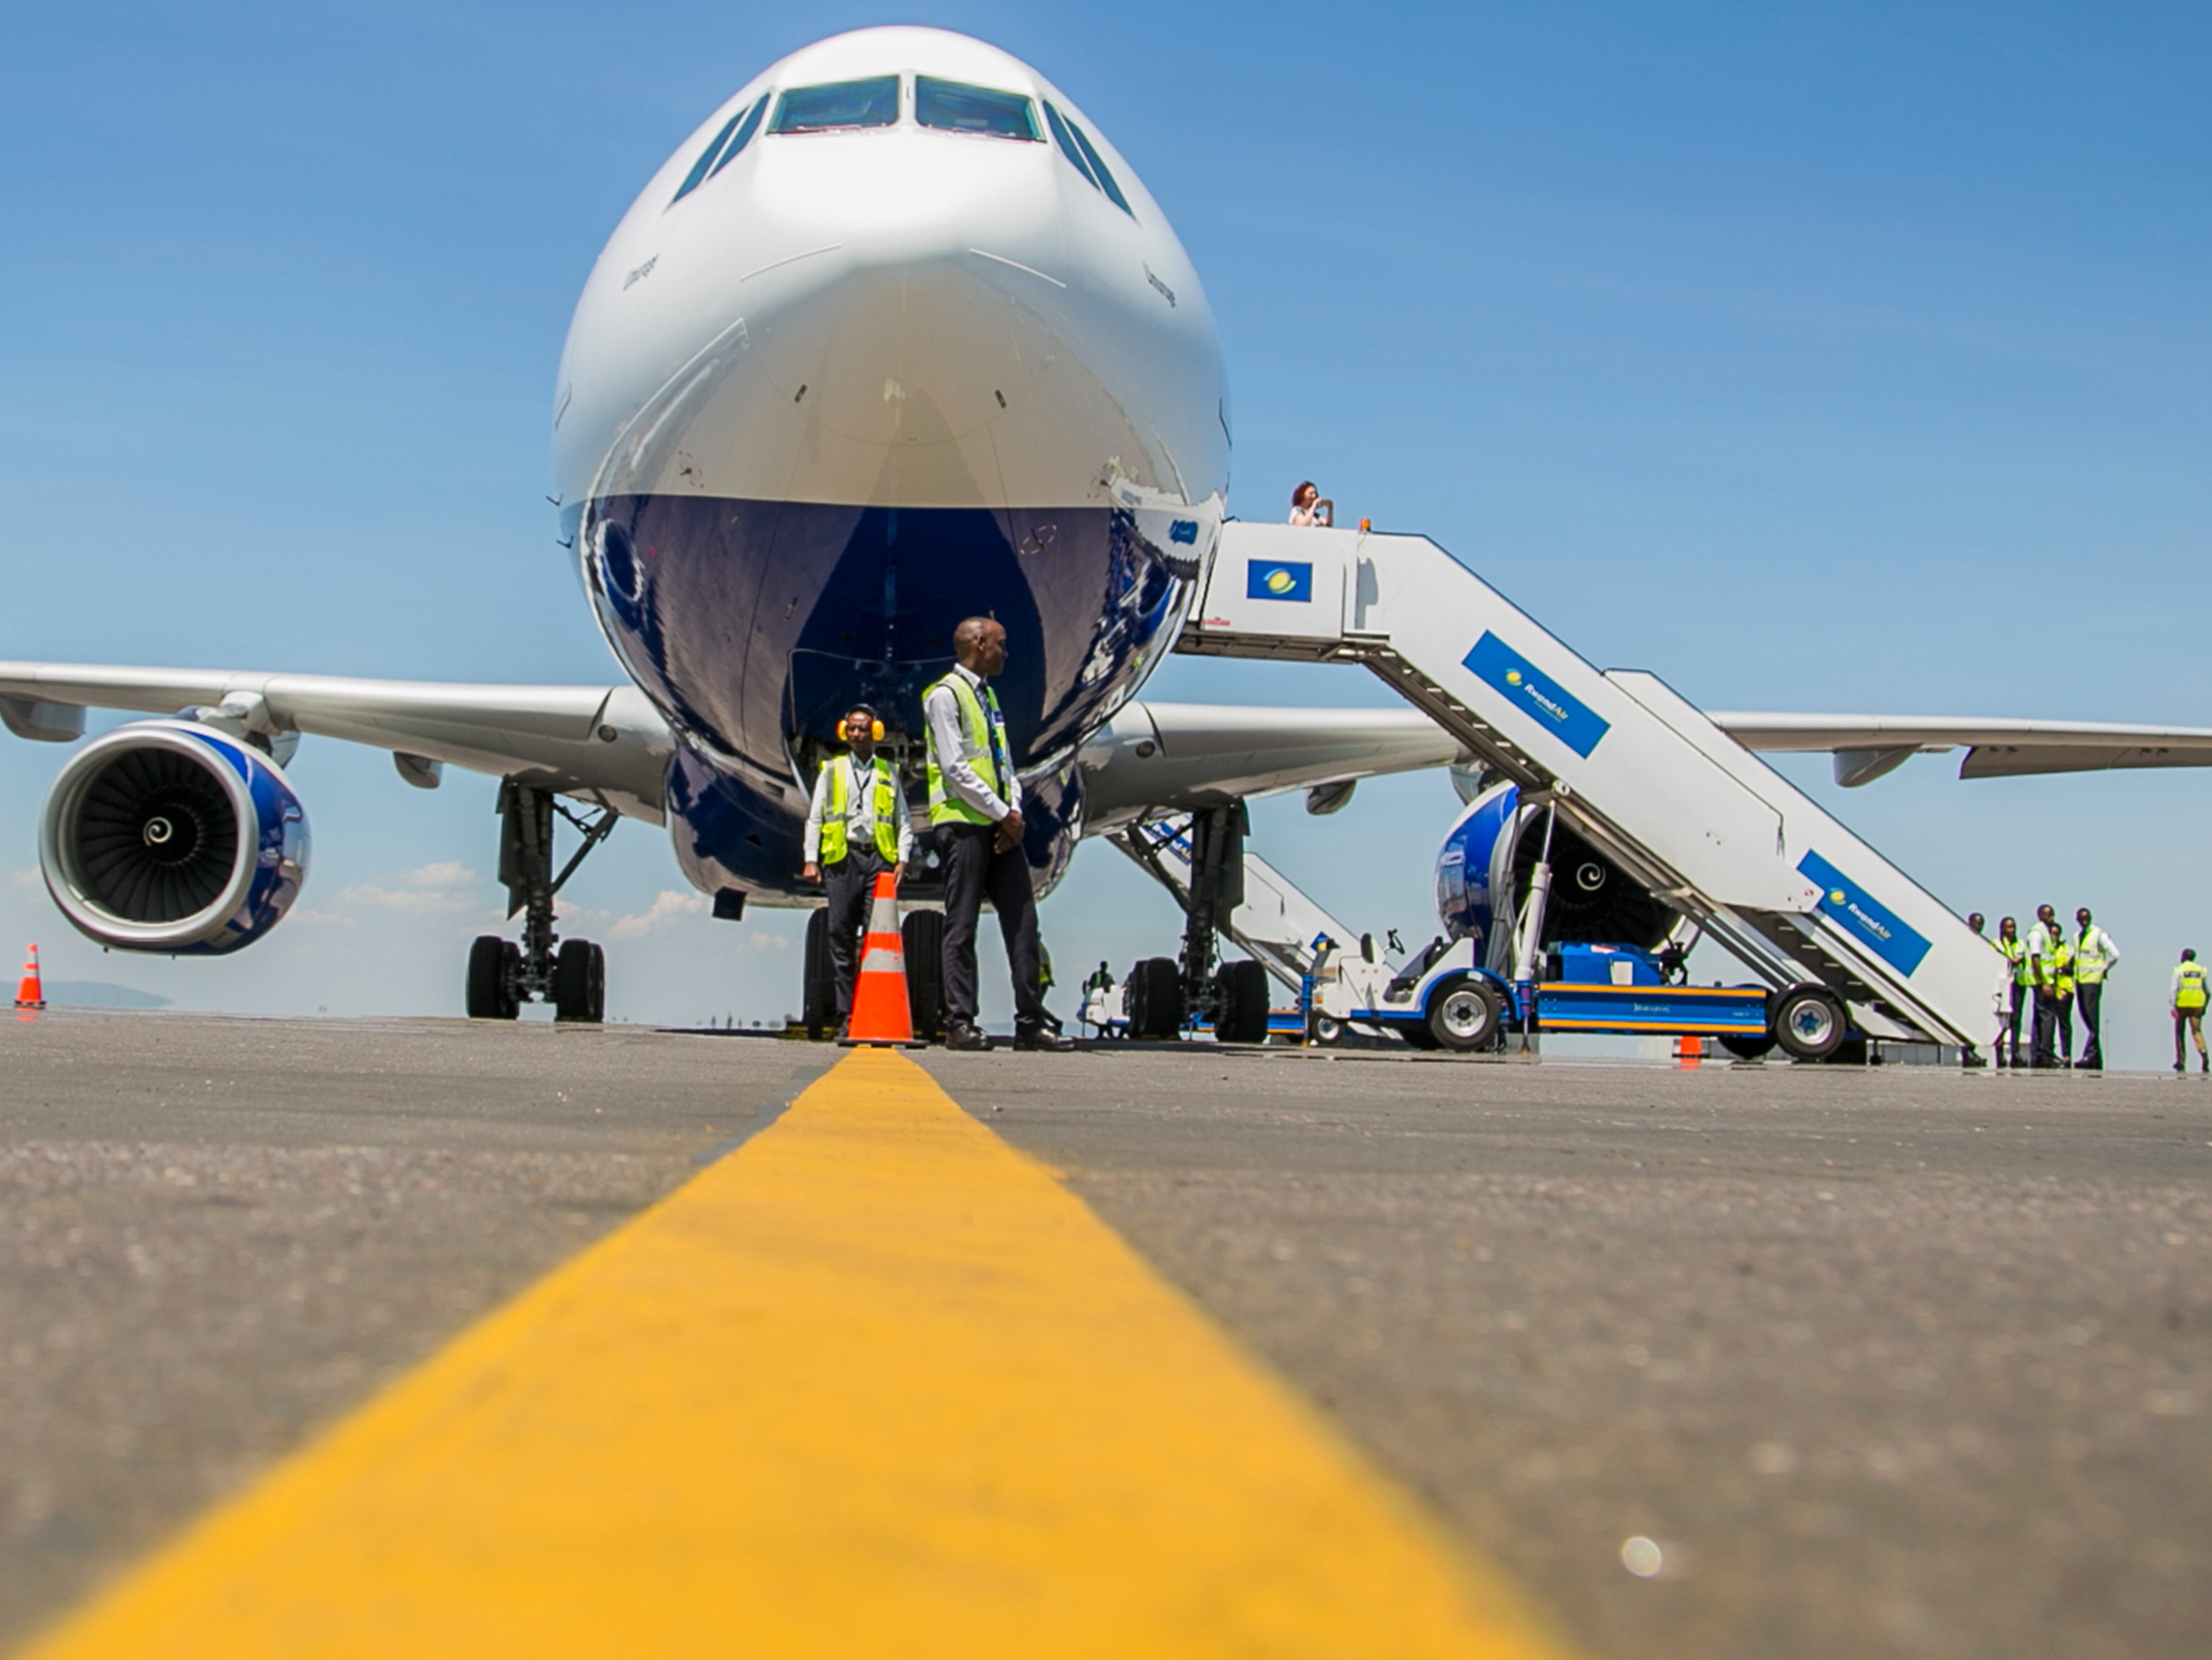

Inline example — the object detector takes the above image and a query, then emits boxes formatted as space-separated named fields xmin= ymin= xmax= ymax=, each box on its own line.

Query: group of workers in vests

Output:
xmin=1978 ymin=906 xmax=2210 ymax=1072
xmin=799 ymin=615 xmax=1074 ymax=1053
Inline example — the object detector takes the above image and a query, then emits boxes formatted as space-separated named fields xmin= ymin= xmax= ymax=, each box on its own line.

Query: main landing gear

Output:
xmin=1120 ymin=803 xmax=1272 ymax=1046
xmin=466 ymin=780 xmax=617 ymax=1023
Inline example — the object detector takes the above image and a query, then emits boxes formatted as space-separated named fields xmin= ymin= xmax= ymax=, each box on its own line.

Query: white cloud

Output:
xmin=606 ymin=889 xmax=709 ymax=940
xmin=395 ymin=860 xmax=478 ymax=889
xmin=332 ymin=862 xmax=484 ymax=916
xmin=745 ymin=930 xmax=793 ymax=952
xmin=9 ymin=868 xmax=41 ymax=892
xmin=286 ymin=906 xmax=356 ymax=927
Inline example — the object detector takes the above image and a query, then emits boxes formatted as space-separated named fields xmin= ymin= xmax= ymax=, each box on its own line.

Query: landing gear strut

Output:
xmin=465 ymin=781 xmax=617 ymax=1022
xmin=1122 ymin=803 xmax=1271 ymax=1045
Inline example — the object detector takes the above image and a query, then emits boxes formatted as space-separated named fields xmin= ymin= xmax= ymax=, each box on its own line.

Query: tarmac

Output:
xmin=2 ymin=1010 xmax=2207 ymax=1658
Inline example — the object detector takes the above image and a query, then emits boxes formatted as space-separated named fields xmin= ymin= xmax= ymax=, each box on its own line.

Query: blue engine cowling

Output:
xmin=1435 ymin=781 xmax=1674 ymax=973
xmin=40 ymin=720 xmax=310 ymax=954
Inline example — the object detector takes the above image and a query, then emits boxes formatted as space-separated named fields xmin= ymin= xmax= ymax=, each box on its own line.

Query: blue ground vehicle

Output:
xmin=1350 ymin=938 xmax=1850 ymax=1060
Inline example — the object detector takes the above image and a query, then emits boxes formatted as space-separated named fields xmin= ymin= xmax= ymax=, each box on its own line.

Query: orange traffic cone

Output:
xmin=841 ymin=875 xmax=921 ymax=1047
xmin=15 ymin=945 xmax=46 ymax=1010
xmin=1675 ymin=1033 xmax=1703 ymax=1064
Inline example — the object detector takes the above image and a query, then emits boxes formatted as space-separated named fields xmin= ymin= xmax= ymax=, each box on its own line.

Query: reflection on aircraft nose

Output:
xmin=752 ymin=135 xmax=1064 ymax=274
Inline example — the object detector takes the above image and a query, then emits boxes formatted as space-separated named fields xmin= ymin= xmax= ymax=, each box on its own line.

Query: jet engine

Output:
xmin=40 ymin=721 xmax=310 ymax=954
xmin=1434 ymin=781 xmax=1674 ymax=974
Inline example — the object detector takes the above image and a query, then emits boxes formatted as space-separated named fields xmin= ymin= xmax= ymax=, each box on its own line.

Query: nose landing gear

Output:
xmin=1120 ymin=803 xmax=1272 ymax=1045
xmin=464 ymin=781 xmax=616 ymax=1022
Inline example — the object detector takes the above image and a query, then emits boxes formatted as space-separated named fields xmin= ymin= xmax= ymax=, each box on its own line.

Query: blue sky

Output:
xmin=2 ymin=3 xmax=2206 ymax=1063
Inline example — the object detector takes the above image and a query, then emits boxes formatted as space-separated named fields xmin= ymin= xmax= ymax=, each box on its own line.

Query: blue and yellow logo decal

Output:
xmin=1799 ymin=851 xmax=1932 ymax=976
xmin=1463 ymin=633 xmax=1610 ymax=758
xmin=1246 ymin=559 xmax=1313 ymax=602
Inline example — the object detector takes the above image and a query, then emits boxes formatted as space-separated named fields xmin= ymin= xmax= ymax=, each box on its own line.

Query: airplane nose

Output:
xmin=751 ymin=130 xmax=1064 ymax=272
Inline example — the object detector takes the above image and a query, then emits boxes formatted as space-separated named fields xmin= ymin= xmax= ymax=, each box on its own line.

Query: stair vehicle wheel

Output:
xmin=902 ymin=910 xmax=946 ymax=1041
xmin=1718 ymin=1033 xmax=1776 ymax=1061
xmin=802 ymin=908 xmax=835 ymax=1041
xmin=553 ymin=938 xmax=604 ymax=1024
xmin=1771 ymin=987 xmax=1847 ymax=1061
xmin=1426 ymin=975 xmax=1501 ymax=1053
xmin=466 ymin=935 xmax=516 ymax=1020
xmin=1128 ymin=957 xmax=1182 ymax=1040
xmin=1213 ymin=959 xmax=1270 ymax=1045
xmin=1312 ymin=1014 xmax=1345 ymax=1046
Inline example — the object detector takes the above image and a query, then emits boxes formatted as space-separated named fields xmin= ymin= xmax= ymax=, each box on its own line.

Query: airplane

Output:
xmin=6 ymin=26 xmax=2211 ymax=1036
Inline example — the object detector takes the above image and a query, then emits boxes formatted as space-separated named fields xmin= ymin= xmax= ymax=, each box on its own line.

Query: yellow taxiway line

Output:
xmin=22 ymin=1049 xmax=1577 ymax=1658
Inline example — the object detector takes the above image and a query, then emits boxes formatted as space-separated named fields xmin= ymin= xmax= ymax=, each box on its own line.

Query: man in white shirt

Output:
xmin=2071 ymin=906 xmax=2121 ymax=1070
xmin=800 ymin=705 xmax=913 ymax=1036
xmin=922 ymin=617 xmax=1070 ymax=1052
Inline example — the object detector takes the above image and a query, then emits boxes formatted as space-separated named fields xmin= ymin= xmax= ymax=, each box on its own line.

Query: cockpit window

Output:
xmin=1041 ymin=102 xmax=1096 ymax=188
xmin=706 ymin=96 xmax=768 ymax=179
xmin=915 ymin=77 xmax=1040 ymax=140
xmin=671 ymin=104 xmax=750 ymax=205
xmin=1064 ymin=116 xmax=1133 ymax=217
xmin=771 ymin=76 xmax=901 ymax=135
xmin=1041 ymin=102 xmax=1134 ymax=218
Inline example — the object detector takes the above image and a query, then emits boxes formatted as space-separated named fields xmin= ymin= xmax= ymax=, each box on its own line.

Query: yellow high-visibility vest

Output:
xmin=2075 ymin=926 xmax=2116 ymax=984
xmin=819 ymin=754 xmax=900 ymax=865
xmin=2178 ymin=962 xmax=2208 ymax=1012
xmin=926 ymin=673 xmax=1008 ymax=827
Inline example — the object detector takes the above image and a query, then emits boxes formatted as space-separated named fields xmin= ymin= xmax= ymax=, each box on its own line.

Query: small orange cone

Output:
xmin=15 ymin=945 xmax=47 ymax=1010
xmin=1675 ymin=1033 xmax=1703 ymax=1064
xmin=841 ymin=875 xmax=920 ymax=1047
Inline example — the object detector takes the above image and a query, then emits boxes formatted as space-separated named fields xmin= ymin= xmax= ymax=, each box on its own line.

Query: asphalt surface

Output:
xmin=3 ymin=1013 xmax=2207 ymax=1658
xmin=0 ymin=1012 xmax=834 ymax=1651
xmin=946 ymin=1046 xmax=2212 ymax=1660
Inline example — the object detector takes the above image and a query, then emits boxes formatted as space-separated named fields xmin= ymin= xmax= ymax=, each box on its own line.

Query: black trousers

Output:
xmin=2076 ymin=981 xmax=2104 ymax=1069
xmin=938 ymin=822 xmax=1047 ymax=1031
xmin=2177 ymin=1010 xmax=2205 ymax=1068
xmin=2001 ymin=987 xmax=2026 ymax=1066
xmin=821 ymin=847 xmax=887 ymax=1023
xmin=2031 ymin=990 xmax=2070 ymax=1067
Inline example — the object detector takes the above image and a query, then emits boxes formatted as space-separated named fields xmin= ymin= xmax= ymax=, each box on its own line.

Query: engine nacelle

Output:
xmin=40 ymin=720 xmax=310 ymax=954
xmin=1435 ymin=781 xmax=1674 ymax=974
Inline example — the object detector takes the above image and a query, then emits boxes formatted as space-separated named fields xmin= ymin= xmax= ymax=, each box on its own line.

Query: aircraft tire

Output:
xmin=1214 ymin=959 xmax=1270 ymax=1045
xmin=466 ymin=935 xmax=514 ymax=1020
xmin=902 ymin=909 xmax=945 ymax=1041
xmin=1128 ymin=957 xmax=1182 ymax=1040
xmin=802 ymin=909 xmax=834 ymax=1041
xmin=553 ymin=938 xmax=604 ymax=1024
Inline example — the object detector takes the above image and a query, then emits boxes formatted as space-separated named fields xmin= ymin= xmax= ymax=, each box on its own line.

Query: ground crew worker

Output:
xmin=2071 ymin=907 xmax=2120 ymax=1070
xmin=1994 ymin=916 xmax=2029 ymax=1068
xmin=2173 ymin=949 xmax=2208 ymax=1073
xmin=923 ymin=616 xmax=1071 ymax=1053
xmin=2026 ymin=903 xmax=2073 ymax=1068
xmin=801 ymin=705 xmax=913 ymax=1036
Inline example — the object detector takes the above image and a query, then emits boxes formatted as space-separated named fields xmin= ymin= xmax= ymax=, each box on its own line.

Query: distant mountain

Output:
xmin=42 ymin=982 xmax=172 ymax=1010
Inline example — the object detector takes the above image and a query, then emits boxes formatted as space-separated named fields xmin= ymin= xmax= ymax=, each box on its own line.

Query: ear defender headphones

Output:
xmin=847 ymin=705 xmax=886 ymax=742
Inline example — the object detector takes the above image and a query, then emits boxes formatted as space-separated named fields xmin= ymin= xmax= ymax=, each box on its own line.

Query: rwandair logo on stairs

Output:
xmin=1463 ymin=633 xmax=1609 ymax=758
xmin=1246 ymin=560 xmax=1312 ymax=601
xmin=1799 ymin=850 xmax=1932 ymax=976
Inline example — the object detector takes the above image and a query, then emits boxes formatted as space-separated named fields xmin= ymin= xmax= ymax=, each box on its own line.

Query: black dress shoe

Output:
xmin=943 ymin=1024 xmax=993 ymax=1052
xmin=1013 ymin=1025 xmax=1076 ymax=1052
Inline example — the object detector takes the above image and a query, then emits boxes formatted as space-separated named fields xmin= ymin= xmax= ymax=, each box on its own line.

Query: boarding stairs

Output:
xmin=1175 ymin=522 xmax=2008 ymax=1052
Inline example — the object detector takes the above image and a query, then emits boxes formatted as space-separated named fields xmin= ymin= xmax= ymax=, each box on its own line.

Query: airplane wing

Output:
xmin=1079 ymin=701 xmax=1468 ymax=830
xmin=0 ymin=662 xmax=676 ymax=823
xmin=0 ymin=665 xmax=1462 ymax=834
xmin=1708 ymin=711 xmax=2212 ymax=787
